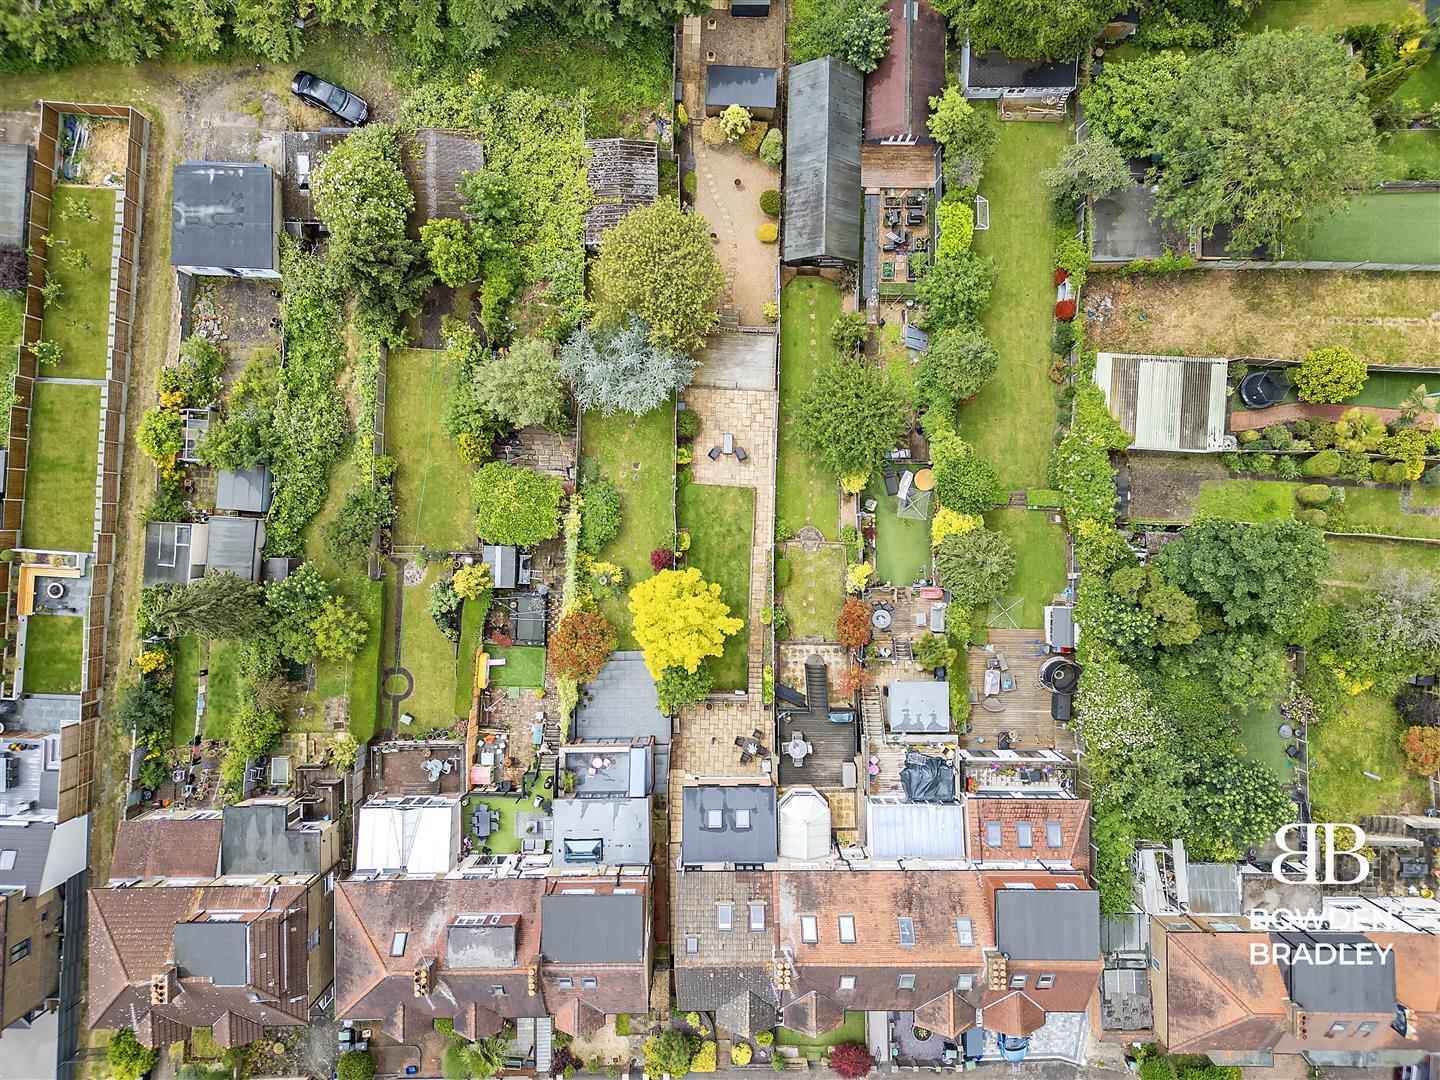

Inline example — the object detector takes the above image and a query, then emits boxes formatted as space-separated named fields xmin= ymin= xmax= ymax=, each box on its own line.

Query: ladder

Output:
xmin=535 ymin=1017 xmax=553 ymax=1075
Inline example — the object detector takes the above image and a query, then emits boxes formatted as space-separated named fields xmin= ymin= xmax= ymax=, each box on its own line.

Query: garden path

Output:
xmin=692 ymin=143 xmax=781 ymax=324
xmin=1229 ymin=401 xmax=1437 ymax=431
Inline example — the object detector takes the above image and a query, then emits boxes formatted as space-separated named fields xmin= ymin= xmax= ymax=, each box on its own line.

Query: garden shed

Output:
xmin=583 ymin=138 xmax=659 ymax=249
xmin=960 ymin=44 xmax=1078 ymax=106
xmin=704 ymin=65 xmax=779 ymax=120
xmin=1093 ymin=352 xmax=1231 ymax=453
xmin=171 ymin=162 xmax=281 ymax=279
xmin=401 ymin=129 xmax=485 ymax=226
xmin=215 ymin=466 xmax=273 ymax=514
xmin=0 ymin=143 xmax=32 ymax=250
xmin=782 ymin=57 xmax=863 ymax=268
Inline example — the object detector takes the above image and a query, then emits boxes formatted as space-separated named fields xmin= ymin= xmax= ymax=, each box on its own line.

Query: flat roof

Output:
xmin=173 ymin=919 xmax=250 ymax=986
xmin=206 ymin=516 xmax=266 ymax=581
xmin=995 ymin=887 xmax=1100 ymax=960
xmin=887 ymin=680 xmax=950 ymax=733
xmin=867 ymin=800 xmax=967 ymax=860
xmin=171 ymin=162 xmax=276 ymax=272
xmin=552 ymin=797 xmax=652 ymax=866
xmin=1093 ymin=352 xmax=1230 ymax=453
xmin=0 ymin=144 xmax=32 ymax=249
xmin=215 ymin=466 xmax=273 ymax=514
xmin=706 ymin=65 xmax=779 ymax=110
xmin=965 ymin=48 xmax=1077 ymax=91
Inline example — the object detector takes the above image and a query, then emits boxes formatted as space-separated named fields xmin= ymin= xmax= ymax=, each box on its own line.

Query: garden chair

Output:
xmin=708 ymin=446 xmax=722 ymax=461
xmin=735 ymin=445 xmax=748 ymax=462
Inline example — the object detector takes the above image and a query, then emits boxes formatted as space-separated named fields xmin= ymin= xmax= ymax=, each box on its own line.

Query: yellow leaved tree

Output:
xmin=627 ymin=567 xmax=742 ymax=677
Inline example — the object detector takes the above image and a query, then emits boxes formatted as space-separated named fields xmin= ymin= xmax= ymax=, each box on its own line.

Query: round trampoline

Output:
xmin=1238 ymin=370 xmax=1288 ymax=409
xmin=1038 ymin=656 xmax=1081 ymax=695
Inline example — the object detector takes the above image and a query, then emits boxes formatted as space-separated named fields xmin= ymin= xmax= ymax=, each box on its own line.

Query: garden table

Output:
xmin=723 ymin=432 xmax=734 ymax=454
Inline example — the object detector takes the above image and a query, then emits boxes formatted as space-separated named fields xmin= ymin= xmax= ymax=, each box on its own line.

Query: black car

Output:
xmin=290 ymin=71 xmax=369 ymax=126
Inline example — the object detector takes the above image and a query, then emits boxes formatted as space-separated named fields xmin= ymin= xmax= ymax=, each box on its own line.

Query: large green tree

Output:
xmin=789 ymin=355 xmax=905 ymax=488
xmin=1158 ymin=519 xmax=1328 ymax=633
xmin=590 ymin=198 xmax=726 ymax=356
xmin=914 ymin=329 xmax=999 ymax=409
xmin=1149 ymin=29 xmax=1381 ymax=254
xmin=146 ymin=572 xmax=270 ymax=640
xmin=1079 ymin=51 xmax=1190 ymax=159
xmin=473 ymin=337 xmax=568 ymax=430
xmin=311 ymin=125 xmax=429 ymax=339
xmin=935 ymin=528 xmax=1016 ymax=607
xmin=940 ymin=0 xmax=1129 ymax=60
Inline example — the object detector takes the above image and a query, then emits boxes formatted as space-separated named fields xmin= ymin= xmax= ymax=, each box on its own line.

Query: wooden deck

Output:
xmin=962 ymin=629 xmax=1074 ymax=754
xmin=861 ymin=143 xmax=938 ymax=191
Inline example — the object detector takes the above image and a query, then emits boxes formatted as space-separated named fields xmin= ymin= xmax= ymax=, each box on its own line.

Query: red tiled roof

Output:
xmin=863 ymin=0 xmax=948 ymax=141
xmin=982 ymin=990 xmax=1046 ymax=1037
xmin=110 ymin=818 xmax=223 ymax=880
xmin=965 ymin=797 xmax=1090 ymax=870
xmin=914 ymin=990 xmax=977 ymax=1039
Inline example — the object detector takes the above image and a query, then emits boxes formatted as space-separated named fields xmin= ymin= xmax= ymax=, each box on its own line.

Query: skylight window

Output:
xmin=1046 ymin=820 xmax=1063 ymax=848
xmin=985 ymin=821 xmax=1002 ymax=847
xmin=717 ymin=904 xmax=733 ymax=932
xmin=801 ymin=915 xmax=818 ymax=944
xmin=1016 ymin=821 xmax=1033 ymax=848
xmin=897 ymin=917 xmax=915 ymax=946
xmin=838 ymin=915 xmax=856 ymax=943
xmin=389 ymin=932 xmax=407 ymax=956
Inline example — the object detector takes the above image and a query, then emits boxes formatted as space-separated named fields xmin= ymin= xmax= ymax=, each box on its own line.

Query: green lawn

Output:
xmin=455 ymin=594 xmax=489 ymax=717
xmin=777 ymin=277 xmax=842 ymax=539
xmin=42 ymin=186 xmax=116 ymax=380
xmin=204 ymin=639 xmax=241 ymax=741
xmin=1193 ymin=479 xmax=1302 ymax=523
xmin=1309 ymin=691 xmax=1429 ymax=822
xmin=781 ymin=545 xmax=846 ymax=641
xmin=388 ymin=348 xmax=477 ymax=551
xmin=488 ymin=645 xmax=546 ymax=689
xmin=391 ymin=562 xmax=463 ymax=732
xmin=171 ymin=636 xmax=201 ymax=747
xmin=776 ymin=1011 xmax=866 ymax=1052
xmin=962 ymin=111 xmax=1069 ymax=489
xmin=679 ymin=483 xmax=754 ymax=691
xmin=1381 ymin=129 xmax=1440 ymax=181
xmin=1236 ymin=701 xmax=1293 ymax=785
xmin=1326 ymin=535 xmax=1440 ymax=586
xmin=864 ymin=478 xmax=932 ymax=587
xmin=22 ymin=614 xmax=83 ymax=694
xmin=1401 ymin=48 xmax=1440 ymax=110
xmin=984 ymin=509 xmax=1067 ymax=629
xmin=1241 ymin=0 xmax=1415 ymax=32
xmin=1407 ymin=483 xmax=1440 ymax=508
xmin=21 ymin=383 xmax=100 ymax=552
xmin=463 ymin=771 xmax=550 ymax=854
xmin=582 ymin=406 xmax=674 ymax=648
xmin=0 ymin=290 xmax=22 ymax=441
xmin=1285 ymin=194 xmax=1440 ymax=265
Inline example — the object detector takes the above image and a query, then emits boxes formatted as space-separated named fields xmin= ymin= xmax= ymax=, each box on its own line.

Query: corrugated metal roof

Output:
xmin=867 ymin=800 xmax=967 ymax=860
xmin=1093 ymin=353 xmax=1229 ymax=452
xmin=782 ymin=57 xmax=864 ymax=266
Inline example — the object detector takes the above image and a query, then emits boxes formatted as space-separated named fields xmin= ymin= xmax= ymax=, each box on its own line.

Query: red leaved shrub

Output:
xmin=1053 ymin=268 xmax=1068 ymax=285
xmin=1055 ymin=299 xmax=1076 ymax=321
xmin=835 ymin=599 xmax=872 ymax=650
xmin=650 ymin=547 xmax=675 ymax=572
xmin=830 ymin=1043 xmax=873 ymax=1079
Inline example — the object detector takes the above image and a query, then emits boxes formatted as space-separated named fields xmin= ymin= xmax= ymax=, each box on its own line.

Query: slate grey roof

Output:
xmin=716 ymin=991 xmax=779 ymax=1037
xmin=573 ymin=653 xmax=671 ymax=776
xmin=887 ymin=680 xmax=950 ymax=734
xmin=782 ymin=58 xmax=863 ymax=267
xmin=1280 ymin=934 xmax=1396 ymax=1013
xmin=705 ymin=65 xmax=779 ymax=110
xmin=206 ymin=517 xmax=265 ymax=581
xmin=0 ymin=143 xmax=32 ymax=250
xmin=673 ymin=868 xmax=778 ymax=1030
xmin=482 ymin=545 xmax=518 ymax=590
xmin=965 ymin=48 xmax=1077 ymax=91
xmin=994 ymin=888 xmax=1100 ymax=961
xmin=215 ymin=467 xmax=273 ymax=514
xmin=0 ymin=819 xmax=57 ymax=896
xmin=540 ymin=893 xmax=646 ymax=963
xmin=551 ymin=797 xmax=652 ymax=866
xmin=221 ymin=802 xmax=323 ymax=876
xmin=682 ymin=785 xmax=778 ymax=866
xmin=173 ymin=920 xmax=251 ymax=986
xmin=171 ymin=162 xmax=277 ymax=272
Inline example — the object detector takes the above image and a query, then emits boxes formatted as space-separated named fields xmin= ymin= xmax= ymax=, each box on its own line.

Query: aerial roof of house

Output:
xmin=0 ymin=817 xmax=88 ymax=897
xmin=171 ymin=162 xmax=277 ymax=272
xmin=705 ymin=65 xmax=779 ymax=110
xmin=87 ymin=883 xmax=312 ymax=1044
xmin=541 ymin=890 xmax=647 ymax=964
xmin=782 ymin=57 xmax=863 ymax=267
xmin=551 ymin=796 xmax=652 ymax=867
xmin=1281 ymin=937 xmax=1396 ymax=1013
xmin=965 ymin=796 xmax=1091 ymax=869
xmin=886 ymin=680 xmax=950 ymax=733
xmin=993 ymin=886 xmax=1100 ymax=961
xmin=682 ymin=784 xmax=778 ymax=866
xmin=964 ymin=48 xmax=1078 ymax=91
xmin=673 ymin=871 xmax=779 ymax=1035
xmin=220 ymin=800 xmax=329 ymax=876
xmin=866 ymin=800 xmax=967 ymax=861
xmin=354 ymin=796 xmax=461 ymax=876
xmin=215 ymin=466 xmax=273 ymax=514
xmin=109 ymin=815 xmax=223 ymax=881
xmin=583 ymin=138 xmax=659 ymax=248
xmin=0 ymin=143 xmax=32 ymax=250
xmin=1093 ymin=352 xmax=1230 ymax=453
xmin=402 ymin=128 xmax=486 ymax=225
xmin=335 ymin=877 xmax=546 ymax=1042
xmin=863 ymin=0 xmax=947 ymax=141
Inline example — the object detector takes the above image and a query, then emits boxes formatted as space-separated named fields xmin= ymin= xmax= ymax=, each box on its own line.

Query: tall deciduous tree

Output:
xmin=939 ymin=0 xmax=1129 ymax=60
xmin=915 ymin=253 xmax=996 ymax=333
xmin=914 ymin=330 xmax=999 ymax=409
xmin=474 ymin=337 xmax=567 ymax=430
xmin=559 ymin=317 xmax=699 ymax=416
xmin=935 ymin=528 xmax=1016 ymax=607
xmin=590 ymin=198 xmax=726 ymax=356
xmin=471 ymin=462 xmax=564 ymax=546
xmin=789 ymin=355 xmax=905 ymax=489
xmin=1041 ymin=133 xmax=1135 ymax=206
xmin=1149 ymin=29 xmax=1381 ymax=254
xmin=147 ymin=572 xmax=270 ymax=640
xmin=420 ymin=217 xmax=483 ymax=287
xmin=627 ymin=568 xmax=743 ymax=679
xmin=311 ymin=125 xmax=429 ymax=339
xmin=1079 ymin=51 xmax=1190 ymax=158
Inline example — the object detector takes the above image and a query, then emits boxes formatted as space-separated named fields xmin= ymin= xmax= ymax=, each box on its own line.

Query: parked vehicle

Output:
xmin=290 ymin=71 xmax=369 ymax=125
